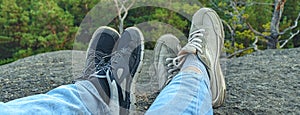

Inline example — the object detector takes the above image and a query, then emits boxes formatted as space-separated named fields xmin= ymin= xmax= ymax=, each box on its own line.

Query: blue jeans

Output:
xmin=0 ymin=81 xmax=110 ymax=114
xmin=146 ymin=71 xmax=212 ymax=115
xmin=0 ymin=69 xmax=212 ymax=114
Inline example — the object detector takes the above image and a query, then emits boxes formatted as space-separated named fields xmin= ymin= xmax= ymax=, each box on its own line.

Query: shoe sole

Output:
xmin=126 ymin=27 xmax=145 ymax=115
xmin=194 ymin=8 xmax=226 ymax=108
xmin=86 ymin=26 xmax=120 ymax=59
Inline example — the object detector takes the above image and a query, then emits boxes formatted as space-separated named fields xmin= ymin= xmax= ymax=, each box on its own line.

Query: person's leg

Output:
xmin=146 ymin=7 xmax=225 ymax=114
xmin=77 ymin=26 xmax=120 ymax=106
xmin=86 ymin=27 xmax=145 ymax=115
xmin=147 ymin=54 xmax=213 ymax=115
xmin=147 ymin=34 xmax=212 ymax=114
xmin=0 ymin=81 xmax=109 ymax=114
xmin=0 ymin=26 xmax=120 ymax=114
xmin=107 ymin=27 xmax=145 ymax=115
xmin=188 ymin=8 xmax=226 ymax=108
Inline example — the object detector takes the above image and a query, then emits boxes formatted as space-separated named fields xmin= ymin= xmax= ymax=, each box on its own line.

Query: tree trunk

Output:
xmin=268 ymin=36 xmax=278 ymax=49
xmin=293 ymin=34 xmax=300 ymax=47
xmin=248 ymin=0 xmax=299 ymax=49
xmin=269 ymin=0 xmax=285 ymax=49
xmin=119 ymin=19 xmax=124 ymax=34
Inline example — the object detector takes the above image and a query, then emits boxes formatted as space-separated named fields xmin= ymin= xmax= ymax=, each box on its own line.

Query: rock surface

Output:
xmin=0 ymin=48 xmax=299 ymax=114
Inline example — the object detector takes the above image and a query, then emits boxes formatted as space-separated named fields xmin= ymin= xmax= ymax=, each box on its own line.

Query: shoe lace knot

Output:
xmin=167 ymin=29 xmax=206 ymax=69
xmin=82 ymin=49 xmax=111 ymax=77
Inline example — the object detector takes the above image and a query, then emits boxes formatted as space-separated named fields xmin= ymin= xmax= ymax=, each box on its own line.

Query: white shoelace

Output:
xmin=82 ymin=50 xmax=111 ymax=77
xmin=164 ymin=29 xmax=205 ymax=81
xmin=187 ymin=29 xmax=205 ymax=53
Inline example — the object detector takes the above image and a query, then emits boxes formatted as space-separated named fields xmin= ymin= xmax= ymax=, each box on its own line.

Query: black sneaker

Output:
xmin=76 ymin=26 xmax=120 ymax=104
xmin=81 ymin=26 xmax=120 ymax=78
xmin=109 ymin=27 xmax=144 ymax=115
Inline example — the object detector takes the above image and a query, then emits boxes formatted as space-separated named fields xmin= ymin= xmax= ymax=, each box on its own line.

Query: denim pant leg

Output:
xmin=0 ymin=80 xmax=110 ymax=115
xmin=146 ymin=71 xmax=213 ymax=115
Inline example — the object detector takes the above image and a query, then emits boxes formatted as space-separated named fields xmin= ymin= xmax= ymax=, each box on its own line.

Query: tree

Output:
xmin=247 ymin=0 xmax=300 ymax=49
xmin=207 ymin=0 xmax=300 ymax=57
xmin=57 ymin=0 xmax=99 ymax=26
xmin=208 ymin=0 xmax=260 ymax=56
xmin=0 ymin=0 xmax=77 ymax=59
xmin=0 ymin=0 xmax=30 ymax=59
xmin=113 ymin=0 xmax=135 ymax=33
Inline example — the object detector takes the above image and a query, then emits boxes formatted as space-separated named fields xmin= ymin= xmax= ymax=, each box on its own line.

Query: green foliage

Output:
xmin=209 ymin=0 xmax=258 ymax=56
xmin=13 ymin=48 xmax=33 ymax=59
xmin=152 ymin=8 xmax=188 ymax=30
xmin=209 ymin=0 xmax=300 ymax=56
xmin=0 ymin=36 xmax=12 ymax=43
xmin=0 ymin=0 xmax=79 ymax=62
xmin=0 ymin=58 xmax=16 ymax=65
xmin=0 ymin=0 xmax=299 ymax=64
xmin=136 ymin=7 xmax=189 ymax=49
xmin=225 ymin=40 xmax=253 ymax=55
xmin=57 ymin=0 xmax=99 ymax=26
